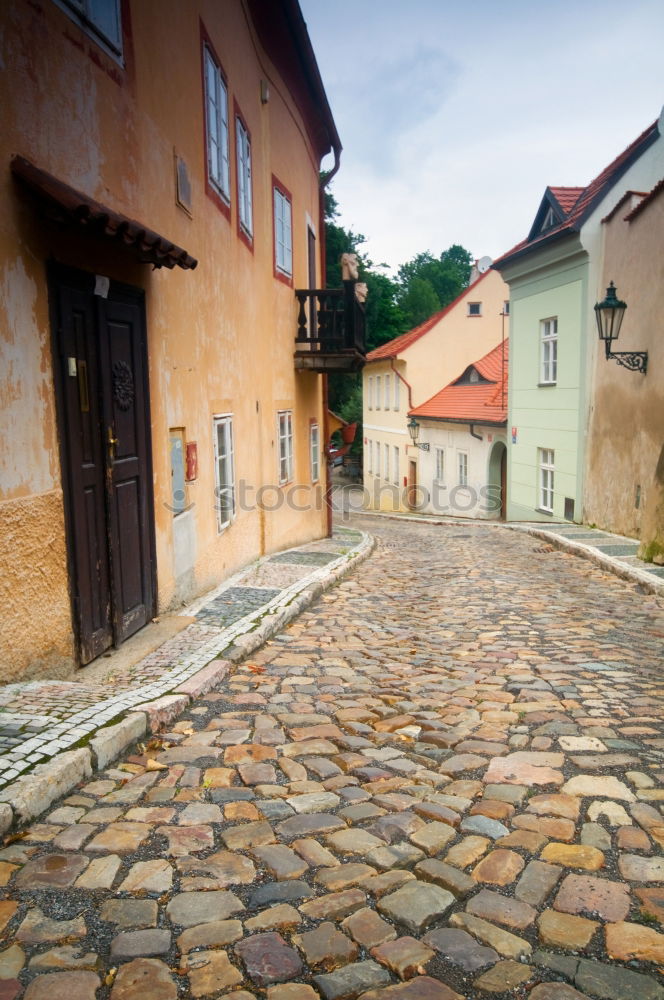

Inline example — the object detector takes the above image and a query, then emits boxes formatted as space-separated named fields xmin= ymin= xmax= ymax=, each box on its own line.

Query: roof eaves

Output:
xmin=624 ymin=176 xmax=664 ymax=222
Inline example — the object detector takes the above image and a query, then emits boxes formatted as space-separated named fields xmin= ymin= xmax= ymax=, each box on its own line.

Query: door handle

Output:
xmin=107 ymin=426 xmax=119 ymax=460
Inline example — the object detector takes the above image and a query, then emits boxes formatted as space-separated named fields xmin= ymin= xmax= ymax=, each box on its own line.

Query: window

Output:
xmin=213 ymin=416 xmax=235 ymax=531
xmin=393 ymin=375 xmax=400 ymax=411
xmin=375 ymin=375 xmax=382 ymax=409
xmin=273 ymin=183 xmax=292 ymax=278
xmin=540 ymin=317 xmax=558 ymax=384
xmin=467 ymin=302 xmax=482 ymax=317
xmin=368 ymin=376 xmax=374 ymax=410
xmin=310 ymin=423 xmax=319 ymax=482
xmin=375 ymin=441 xmax=381 ymax=478
xmin=393 ymin=446 xmax=399 ymax=485
xmin=366 ymin=439 xmax=372 ymax=474
xmin=384 ymin=444 xmax=390 ymax=483
xmin=384 ymin=375 xmax=391 ymax=409
xmin=435 ymin=448 xmax=445 ymax=481
xmin=278 ymin=411 xmax=293 ymax=484
xmin=236 ymin=115 xmax=253 ymax=237
xmin=56 ymin=0 xmax=122 ymax=57
xmin=458 ymin=452 xmax=468 ymax=487
xmin=539 ymin=448 xmax=555 ymax=512
xmin=204 ymin=46 xmax=230 ymax=204
xmin=503 ymin=300 xmax=510 ymax=316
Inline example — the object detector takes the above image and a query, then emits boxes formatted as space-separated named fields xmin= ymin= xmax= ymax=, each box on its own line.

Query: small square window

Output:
xmin=467 ymin=302 xmax=482 ymax=317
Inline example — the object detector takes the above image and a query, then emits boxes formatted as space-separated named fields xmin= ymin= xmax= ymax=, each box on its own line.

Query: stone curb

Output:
xmin=0 ymin=529 xmax=375 ymax=832
xmin=506 ymin=523 xmax=664 ymax=597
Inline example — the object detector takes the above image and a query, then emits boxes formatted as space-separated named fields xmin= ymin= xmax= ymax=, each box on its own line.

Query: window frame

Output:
xmin=367 ymin=375 xmax=374 ymax=410
xmin=458 ymin=451 xmax=468 ymax=487
xmin=375 ymin=440 xmax=381 ymax=478
xmin=384 ymin=443 xmax=390 ymax=483
xmin=384 ymin=374 xmax=391 ymax=409
xmin=393 ymin=374 xmax=400 ymax=411
xmin=366 ymin=439 xmax=372 ymax=474
xmin=375 ymin=375 xmax=382 ymax=410
xmin=277 ymin=410 xmax=294 ymax=485
xmin=310 ymin=421 xmax=320 ymax=483
xmin=54 ymin=0 xmax=123 ymax=61
xmin=213 ymin=414 xmax=236 ymax=532
xmin=201 ymin=30 xmax=231 ymax=220
xmin=234 ymin=102 xmax=253 ymax=245
xmin=539 ymin=447 xmax=555 ymax=513
xmin=273 ymin=176 xmax=293 ymax=283
xmin=467 ymin=302 xmax=482 ymax=317
xmin=393 ymin=445 xmax=399 ymax=485
xmin=540 ymin=317 xmax=558 ymax=385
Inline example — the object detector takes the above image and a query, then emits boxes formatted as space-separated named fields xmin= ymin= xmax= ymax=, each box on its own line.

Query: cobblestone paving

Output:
xmin=1 ymin=516 xmax=664 ymax=1000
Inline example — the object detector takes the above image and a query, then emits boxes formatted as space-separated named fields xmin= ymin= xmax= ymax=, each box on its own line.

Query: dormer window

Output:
xmin=469 ymin=369 xmax=480 ymax=384
xmin=542 ymin=207 xmax=557 ymax=231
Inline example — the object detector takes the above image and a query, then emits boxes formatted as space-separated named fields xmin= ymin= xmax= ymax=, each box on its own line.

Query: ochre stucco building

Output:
xmin=0 ymin=0 xmax=346 ymax=680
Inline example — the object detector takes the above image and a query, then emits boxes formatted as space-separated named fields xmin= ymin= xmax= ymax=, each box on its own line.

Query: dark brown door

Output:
xmin=408 ymin=460 xmax=418 ymax=509
xmin=51 ymin=268 xmax=155 ymax=663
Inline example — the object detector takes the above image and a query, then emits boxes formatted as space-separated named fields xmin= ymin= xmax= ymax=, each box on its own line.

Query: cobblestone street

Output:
xmin=1 ymin=515 xmax=664 ymax=1000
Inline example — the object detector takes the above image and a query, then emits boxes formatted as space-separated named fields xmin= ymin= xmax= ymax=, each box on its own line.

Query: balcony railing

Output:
xmin=294 ymin=280 xmax=366 ymax=372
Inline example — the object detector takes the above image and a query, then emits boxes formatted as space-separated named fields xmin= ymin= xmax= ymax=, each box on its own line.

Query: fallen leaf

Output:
xmin=146 ymin=759 xmax=168 ymax=771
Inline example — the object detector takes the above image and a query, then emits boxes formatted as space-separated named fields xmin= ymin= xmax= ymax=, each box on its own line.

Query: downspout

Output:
xmin=470 ymin=424 xmax=483 ymax=441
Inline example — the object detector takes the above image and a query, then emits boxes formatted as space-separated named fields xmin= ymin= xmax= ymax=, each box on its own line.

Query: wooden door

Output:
xmin=51 ymin=268 xmax=155 ymax=663
xmin=408 ymin=460 xmax=417 ymax=509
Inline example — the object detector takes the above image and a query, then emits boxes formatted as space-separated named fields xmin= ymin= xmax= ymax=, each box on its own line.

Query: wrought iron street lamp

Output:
xmin=594 ymin=281 xmax=648 ymax=374
xmin=407 ymin=417 xmax=430 ymax=451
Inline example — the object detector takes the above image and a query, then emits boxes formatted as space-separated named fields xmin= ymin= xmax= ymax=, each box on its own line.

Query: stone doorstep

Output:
xmin=0 ymin=530 xmax=373 ymax=835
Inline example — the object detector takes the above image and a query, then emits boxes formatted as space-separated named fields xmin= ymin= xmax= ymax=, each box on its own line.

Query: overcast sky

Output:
xmin=300 ymin=0 xmax=664 ymax=273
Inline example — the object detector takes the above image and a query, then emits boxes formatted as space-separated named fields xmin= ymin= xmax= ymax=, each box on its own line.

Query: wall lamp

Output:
xmin=407 ymin=417 xmax=430 ymax=451
xmin=594 ymin=281 xmax=648 ymax=374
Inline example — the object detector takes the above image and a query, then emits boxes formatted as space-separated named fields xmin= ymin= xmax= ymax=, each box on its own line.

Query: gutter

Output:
xmin=469 ymin=424 xmax=483 ymax=440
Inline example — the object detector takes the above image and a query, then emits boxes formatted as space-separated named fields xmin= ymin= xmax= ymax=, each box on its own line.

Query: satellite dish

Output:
xmin=477 ymin=256 xmax=493 ymax=274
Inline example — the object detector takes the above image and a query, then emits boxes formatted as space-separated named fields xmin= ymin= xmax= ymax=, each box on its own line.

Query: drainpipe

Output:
xmin=470 ymin=424 xmax=483 ymax=441
xmin=390 ymin=359 xmax=413 ymax=410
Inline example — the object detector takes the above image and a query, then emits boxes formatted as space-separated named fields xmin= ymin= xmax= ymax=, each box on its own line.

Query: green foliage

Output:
xmin=397 ymin=276 xmax=441 ymax=329
xmin=396 ymin=246 xmax=472 ymax=328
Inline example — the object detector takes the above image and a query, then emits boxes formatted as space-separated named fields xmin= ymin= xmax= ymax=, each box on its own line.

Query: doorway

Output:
xmin=407 ymin=460 xmax=418 ymax=509
xmin=50 ymin=266 xmax=156 ymax=664
xmin=487 ymin=440 xmax=507 ymax=520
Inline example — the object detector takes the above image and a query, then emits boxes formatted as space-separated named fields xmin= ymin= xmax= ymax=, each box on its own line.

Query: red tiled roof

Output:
xmin=366 ymin=270 xmax=491 ymax=361
xmin=624 ymin=176 xmax=664 ymax=222
xmin=548 ymin=186 xmax=584 ymax=213
xmin=409 ymin=339 xmax=509 ymax=425
xmin=494 ymin=119 xmax=659 ymax=268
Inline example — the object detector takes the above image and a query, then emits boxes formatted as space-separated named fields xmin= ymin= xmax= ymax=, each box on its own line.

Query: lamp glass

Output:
xmin=594 ymin=281 xmax=627 ymax=343
xmin=407 ymin=417 xmax=419 ymax=444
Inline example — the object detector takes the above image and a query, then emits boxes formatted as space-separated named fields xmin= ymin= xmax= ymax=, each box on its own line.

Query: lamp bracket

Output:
xmin=606 ymin=345 xmax=648 ymax=374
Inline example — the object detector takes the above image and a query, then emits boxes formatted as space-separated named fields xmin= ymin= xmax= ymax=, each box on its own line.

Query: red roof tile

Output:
xmin=366 ymin=270 xmax=491 ymax=361
xmin=495 ymin=119 xmax=659 ymax=268
xmin=548 ymin=186 xmax=584 ymax=213
xmin=409 ymin=340 xmax=508 ymax=425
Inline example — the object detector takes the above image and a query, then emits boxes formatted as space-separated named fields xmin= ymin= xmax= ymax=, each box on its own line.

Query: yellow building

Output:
xmin=0 ymin=0 xmax=352 ymax=681
xmin=362 ymin=267 xmax=509 ymax=512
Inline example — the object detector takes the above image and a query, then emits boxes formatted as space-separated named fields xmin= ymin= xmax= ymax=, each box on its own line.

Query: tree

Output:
xmin=397 ymin=275 xmax=440 ymax=329
xmin=396 ymin=245 xmax=472 ymax=327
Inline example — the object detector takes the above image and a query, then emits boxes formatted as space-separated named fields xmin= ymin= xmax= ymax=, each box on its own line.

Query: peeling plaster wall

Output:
xmin=585 ymin=190 xmax=664 ymax=554
xmin=0 ymin=0 xmax=328 ymax=675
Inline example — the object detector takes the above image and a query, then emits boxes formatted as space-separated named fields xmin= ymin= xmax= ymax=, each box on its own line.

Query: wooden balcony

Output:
xmin=294 ymin=280 xmax=366 ymax=373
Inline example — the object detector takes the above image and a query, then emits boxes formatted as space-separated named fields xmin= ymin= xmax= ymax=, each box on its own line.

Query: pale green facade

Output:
xmin=502 ymin=240 xmax=588 ymax=522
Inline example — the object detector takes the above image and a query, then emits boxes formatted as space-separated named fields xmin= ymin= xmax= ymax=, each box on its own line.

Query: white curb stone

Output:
xmin=133 ymin=694 xmax=191 ymax=734
xmin=89 ymin=713 xmax=147 ymax=770
xmin=0 ymin=748 xmax=92 ymax=824
xmin=0 ymin=803 xmax=13 ymax=835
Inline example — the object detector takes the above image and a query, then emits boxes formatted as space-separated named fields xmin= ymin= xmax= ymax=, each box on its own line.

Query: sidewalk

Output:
xmin=0 ymin=526 xmax=372 ymax=826
xmin=331 ymin=486 xmax=664 ymax=597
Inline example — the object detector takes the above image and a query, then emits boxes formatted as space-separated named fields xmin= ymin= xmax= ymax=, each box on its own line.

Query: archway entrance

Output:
xmin=488 ymin=441 xmax=507 ymax=520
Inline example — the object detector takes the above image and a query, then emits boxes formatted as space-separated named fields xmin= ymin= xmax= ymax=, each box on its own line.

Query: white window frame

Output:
xmin=55 ymin=0 xmax=123 ymax=59
xmin=393 ymin=374 xmax=400 ymax=411
xmin=435 ymin=448 xmax=445 ymax=482
xmin=540 ymin=317 xmax=558 ymax=384
xmin=204 ymin=47 xmax=230 ymax=203
xmin=310 ymin=423 xmax=319 ymax=483
xmin=274 ymin=185 xmax=292 ymax=277
xmin=375 ymin=375 xmax=382 ymax=409
xmin=278 ymin=410 xmax=293 ymax=485
xmin=236 ymin=116 xmax=253 ymax=237
xmin=467 ymin=302 xmax=482 ymax=317
xmin=213 ymin=415 xmax=235 ymax=532
xmin=366 ymin=439 xmax=372 ymax=474
xmin=539 ymin=448 xmax=555 ymax=512
xmin=384 ymin=374 xmax=391 ymax=409
xmin=375 ymin=441 xmax=381 ymax=478
xmin=368 ymin=376 xmax=374 ymax=410
xmin=393 ymin=446 xmax=399 ymax=485
xmin=384 ymin=444 xmax=390 ymax=483
xmin=458 ymin=452 xmax=468 ymax=487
